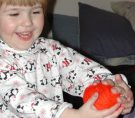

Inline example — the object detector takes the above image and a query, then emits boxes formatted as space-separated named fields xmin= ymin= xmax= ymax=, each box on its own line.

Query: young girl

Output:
xmin=0 ymin=0 xmax=133 ymax=118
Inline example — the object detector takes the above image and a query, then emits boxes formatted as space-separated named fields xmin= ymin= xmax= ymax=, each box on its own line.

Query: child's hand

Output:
xmin=61 ymin=93 xmax=123 ymax=118
xmin=83 ymin=82 xmax=120 ymax=110
xmin=78 ymin=93 xmax=123 ymax=118
xmin=114 ymin=74 xmax=134 ymax=115
xmin=99 ymin=75 xmax=134 ymax=115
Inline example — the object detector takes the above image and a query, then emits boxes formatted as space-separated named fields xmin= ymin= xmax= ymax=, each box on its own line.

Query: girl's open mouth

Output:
xmin=16 ymin=32 xmax=33 ymax=41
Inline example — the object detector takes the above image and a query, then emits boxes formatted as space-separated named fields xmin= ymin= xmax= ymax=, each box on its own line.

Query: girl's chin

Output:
xmin=11 ymin=41 xmax=33 ymax=51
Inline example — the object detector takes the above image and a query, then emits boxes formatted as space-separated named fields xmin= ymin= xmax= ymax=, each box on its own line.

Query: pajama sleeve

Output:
xmin=48 ymin=39 xmax=128 ymax=97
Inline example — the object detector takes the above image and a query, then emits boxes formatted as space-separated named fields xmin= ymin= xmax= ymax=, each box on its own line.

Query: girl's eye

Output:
xmin=9 ymin=13 xmax=19 ymax=16
xmin=33 ymin=8 xmax=43 ymax=14
xmin=33 ymin=11 xmax=40 ymax=14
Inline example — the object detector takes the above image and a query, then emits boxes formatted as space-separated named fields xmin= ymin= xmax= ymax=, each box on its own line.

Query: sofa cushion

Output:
xmin=79 ymin=2 xmax=135 ymax=60
xmin=111 ymin=1 xmax=135 ymax=31
xmin=52 ymin=14 xmax=79 ymax=49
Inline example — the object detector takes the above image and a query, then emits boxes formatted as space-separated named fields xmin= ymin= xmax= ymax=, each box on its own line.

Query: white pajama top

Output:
xmin=0 ymin=37 xmax=127 ymax=118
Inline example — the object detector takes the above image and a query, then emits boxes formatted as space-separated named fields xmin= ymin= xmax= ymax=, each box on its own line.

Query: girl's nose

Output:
xmin=23 ymin=14 xmax=33 ymax=27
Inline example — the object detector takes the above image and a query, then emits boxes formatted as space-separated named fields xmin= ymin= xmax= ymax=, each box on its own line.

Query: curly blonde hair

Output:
xmin=0 ymin=0 xmax=48 ymax=11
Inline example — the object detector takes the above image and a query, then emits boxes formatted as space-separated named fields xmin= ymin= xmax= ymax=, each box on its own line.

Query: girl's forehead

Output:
xmin=0 ymin=0 xmax=47 ymax=9
xmin=1 ymin=3 xmax=42 ymax=10
xmin=0 ymin=3 xmax=41 ymax=11
xmin=1 ymin=0 xmax=39 ymax=6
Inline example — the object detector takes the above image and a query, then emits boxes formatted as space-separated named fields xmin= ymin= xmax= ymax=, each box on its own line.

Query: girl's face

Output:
xmin=0 ymin=3 xmax=44 ymax=50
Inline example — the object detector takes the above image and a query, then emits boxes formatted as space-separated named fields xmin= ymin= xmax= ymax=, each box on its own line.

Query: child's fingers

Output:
xmin=100 ymin=103 xmax=122 ymax=117
xmin=102 ymin=79 xmax=115 ymax=86
xmin=115 ymin=74 xmax=129 ymax=89
xmin=111 ymin=86 xmax=123 ymax=93
xmin=93 ymin=80 xmax=101 ymax=85
xmin=121 ymin=98 xmax=134 ymax=114
xmin=121 ymin=107 xmax=132 ymax=115
xmin=105 ymin=105 xmax=123 ymax=118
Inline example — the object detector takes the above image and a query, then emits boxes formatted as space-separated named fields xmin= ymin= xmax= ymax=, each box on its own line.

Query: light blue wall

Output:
xmin=50 ymin=0 xmax=133 ymax=16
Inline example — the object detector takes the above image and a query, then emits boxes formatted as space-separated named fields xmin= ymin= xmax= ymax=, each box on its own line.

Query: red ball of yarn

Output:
xmin=83 ymin=82 xmax=120 ymax=110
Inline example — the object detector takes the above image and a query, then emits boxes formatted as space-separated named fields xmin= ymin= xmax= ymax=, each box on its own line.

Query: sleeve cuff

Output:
xmin=55 ymin=102 xmax=73 ymax=118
